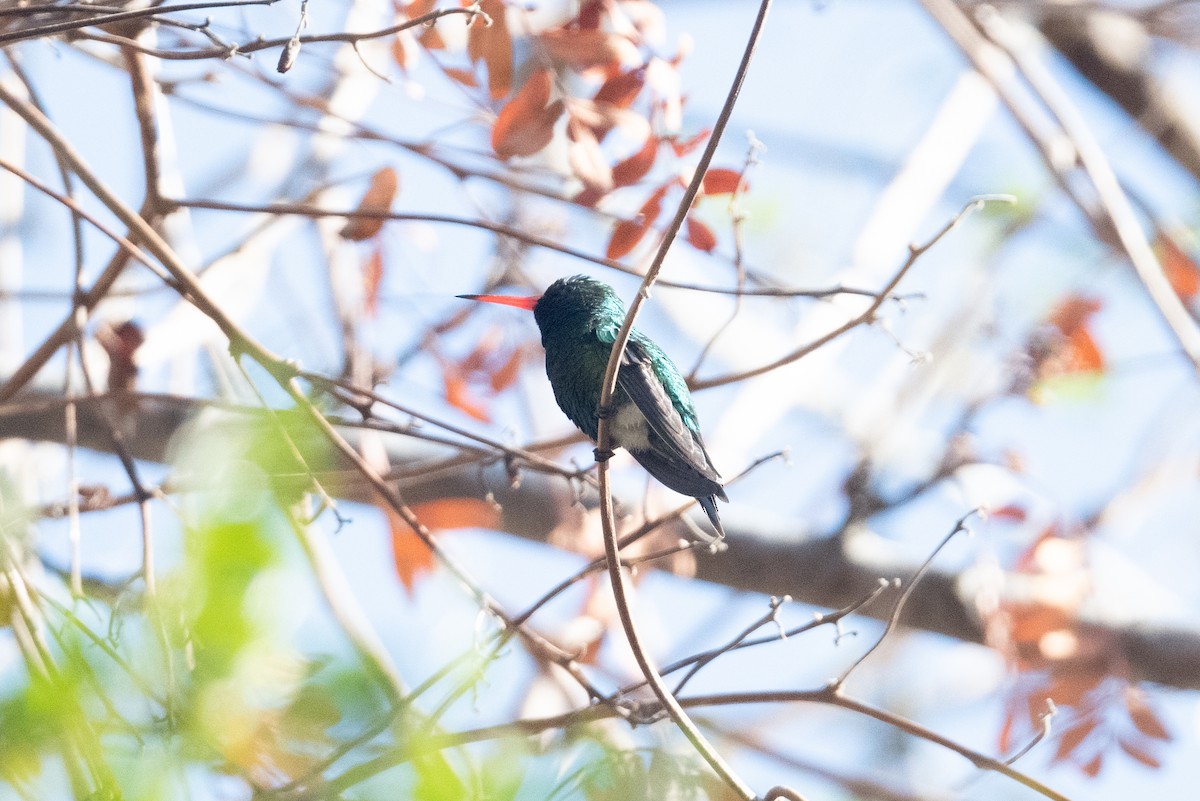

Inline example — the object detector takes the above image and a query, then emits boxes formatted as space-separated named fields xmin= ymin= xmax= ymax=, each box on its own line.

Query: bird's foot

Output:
xmin=593 ymin=447 xmax=615 ymax=463
xmin=596 ymin=402 xmax=616 ymax=419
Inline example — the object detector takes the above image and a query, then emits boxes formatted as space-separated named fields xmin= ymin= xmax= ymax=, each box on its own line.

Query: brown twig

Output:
xmin=73 ymin=6 xmax=485 ymax=60
xmin=833 ymin=509 xmax=978 ymax=688
xmin=0 ymin=0 xmax=277 ymax=46
xmin=0 ymin=156 xmax=174 ymax=404
xmin=312 ymin=684 xmax=1073 ymax=801
xmin=591 ymin=2 xmax=773 ymax=798
xmin=691 ymin=194 xmax=1014 ymax=391
xmin=920 ymin=0 xmax=1200 ymax=373
xmin=169 ymin=197 xmax=895 ymax=301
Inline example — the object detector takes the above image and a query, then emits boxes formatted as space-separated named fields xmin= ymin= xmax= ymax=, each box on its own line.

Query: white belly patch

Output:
xmin=610 ymin=403 xmax=652 ymax=451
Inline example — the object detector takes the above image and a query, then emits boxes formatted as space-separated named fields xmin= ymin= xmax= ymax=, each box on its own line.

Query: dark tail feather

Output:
xmin=696 ymin=495 xmax=725 ymax=542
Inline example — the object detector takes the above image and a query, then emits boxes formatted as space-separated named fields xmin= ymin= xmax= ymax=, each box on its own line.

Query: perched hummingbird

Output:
xmin=458 ymin=275 xmax=727 ymax=541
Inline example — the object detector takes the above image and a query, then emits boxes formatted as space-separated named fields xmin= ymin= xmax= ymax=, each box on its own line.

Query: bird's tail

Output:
xmin=696 ymin=495 xmax=725 ymax=542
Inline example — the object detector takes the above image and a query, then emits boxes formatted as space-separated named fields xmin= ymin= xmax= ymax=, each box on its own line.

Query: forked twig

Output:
xmin=693 ymin=194 xmax=1015 ymax=390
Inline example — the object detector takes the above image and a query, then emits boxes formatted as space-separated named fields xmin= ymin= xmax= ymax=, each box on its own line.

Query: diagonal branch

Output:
xmin=592 ymin=2 xmax=773 ymax=798
xmin=920 ymin=0 xmax=1200 ymax=375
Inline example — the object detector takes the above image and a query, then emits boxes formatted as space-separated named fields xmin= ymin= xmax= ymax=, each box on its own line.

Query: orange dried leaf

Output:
xmin=611 ymin=136 xmax=657 ymax=188
xmin=392 ymin=34 xmax=415 ymax=71
xmin=1035 ymin=295 xmax=1106 ymax=378
xmin=468 ymin=0 xmax=512 ymax=99
xmin=685 ymin=214 xmax=717 ymax=253
xmin=341 ymin=167 xmax=399 ymax=241
xmin=363 ymin=245 xmax=384 ymax=318
xmin=1066 ymin=327 xmax=1104 ymax=373
xmin=492 ymin=69 xmax=563 ymax=159
xmin=410 ymin=497 xmax=502 ymax=531
xmin=567 ymin=99 xmax=637 ymax=142
xmin=489 ymin=346 xmax=525 ymax=392
xmin=594 ymin=68 xmax=646 ymax=108
xmin=1157 ymin=234 xmax=1200 ymax=301
xmin=1117 ymin=738 xmax=1162 ymax=770
xmin=539 ymin=29 xmax=632 ymax=71
xmin=573 ymin=185 xmax=606 ymax=207
xmin=606 ymin=218 xmax=651 ymax=260
xmin=670 ymin=128 xmax=710 ymax=156
xmin=459 ymin=327 xmax=501 ymax=374
xmin=385 ymin=506 xmax=437 ymax=596
xmin=419 ymin=25 xmax=445 ymax=49
xmin=444 ymin=370 xmax=490 ymax=421
xmin=567 ymin=116 xmax=613 ymax=193
xmin=990 ymin=504 xmax=1028 ymax=522
xmin=1082 ymin=753 xmax=1103 ymax=777
xmin=443 ymin=67 xmax=479 ymax=87
xmin=1054 ymin=720 xmax=1098 ymax=762
xmin=702 ymin=167 xmax=743 ymax=195
xmin=1006 ymin=601 xmax=1074 ymax=648
xmin=386 ymin=498 xmax=501 ymax=595
xmin=1045 ymin=673 xmax=1099 ymax=707
xmin=998 ymin=705 xmax=1019 ymax=753
xmin=575 ymin=0 xmax=605 ymax=29
xmin=605 ymin=185 xmax=666 ymax=260
xmin=1049 ymin=295 xmax=1103 ymax=335
xmin=1126 ymin=692 xmax=1171 ymax=741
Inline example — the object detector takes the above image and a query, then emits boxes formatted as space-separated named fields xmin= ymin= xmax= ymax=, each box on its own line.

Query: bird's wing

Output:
xmin=617 ymin=339 xmax=723 ymax=489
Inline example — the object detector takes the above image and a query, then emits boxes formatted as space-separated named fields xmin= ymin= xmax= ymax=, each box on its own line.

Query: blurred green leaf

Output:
xmin=413 ymin=751 xmax=467 ymax=801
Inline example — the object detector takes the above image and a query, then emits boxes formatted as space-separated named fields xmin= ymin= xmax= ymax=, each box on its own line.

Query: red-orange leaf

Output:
xmin=492 ymin=69 xmax=564 ymax=159
xmin=405 ymin=0 xmax=443 ymax=49
xmin=539 ymin=29 xmax=632 ymax=71
xmin=443 ymin=67 xmax=479 ymax=87
xmin=611 ymin=136 xmax=657 ymax=188
xmin=685 ymin=214 xmax=717 ymax=253
xmin=594 ymin=68 xmax=646 ymax=109
xmin=1054 ymin=720 xmax=1098 ymax=762
xmin=1040 ymin=295 xmax=1106 ymax=376
xmin=997 ymin=704 xmax=1019 ymax=753
xmin=388 ymin=496 xmax=501 ymax=597
xmin=385 ymin=498 xmax=501 ymax=596
xmin=410 ymin=497 xmax=501 ymax=531
xmin=419 ymin=25 xmax=445 ymax=49
xmin=990 ymin=504 xmax=1028 ymax=522
xmin=1126 ymin=691 xmax=1171 ymax=741
xmin=607 ymin=219 xmax=650 ymax=261
xmin=1049 ymin=295 xmax=1102 ymax=335
xmin=444 ymin=370 xmax=490 ymax=421
xmin=387 ymin=508 xmax=435 ymax=596
xmin=467 ymin=0 xmax=512 ymax=99
xmin=574 ymin=0 xmax=604 ymax=29
xmin=1117 ymin=738 xmax=1162 ymax=770
xmin=669 ymin=128 xmax=709 ymax=156
xmin=341 ymin=167 xmax=399 ymax=241
xmin=363 ymin=244 xmax=384 ymax=318
xmin=605 ymin=184 xmax=667 ymax=260
xmin=573 ymin=185 xmax=606 ymax=207
xmin=406 ymin=0 xmax=436 ymax=18
xmin=489 ymin=346 xmax=525 ymax=392
xmin=392 ymin=32 xmax=417 ymax=71
xmin=1066 ymin=328 xmax=1104 ymax=373
xmin=567 ymin=115 xmax=613 ymax=193
xmin=1082 ymin=753 xmax=1104 ymax=777
xmin=702 ymin=167 xmax=743 ymax=195
xmin=1158 ymin=234 xmax=1200 ymax=302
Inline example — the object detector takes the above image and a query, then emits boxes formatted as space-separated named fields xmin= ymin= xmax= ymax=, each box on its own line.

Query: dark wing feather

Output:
xmin=617 ymin=340 xmax=727 ymax=500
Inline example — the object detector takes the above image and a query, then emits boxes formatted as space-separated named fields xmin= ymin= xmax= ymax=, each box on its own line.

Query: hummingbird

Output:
xmin=458 ymin=275 xmax=727 ymax=541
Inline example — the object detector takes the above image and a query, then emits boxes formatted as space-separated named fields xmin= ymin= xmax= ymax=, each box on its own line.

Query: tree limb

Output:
xmin=3 ymin=387 xmax=1198 ymax=692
